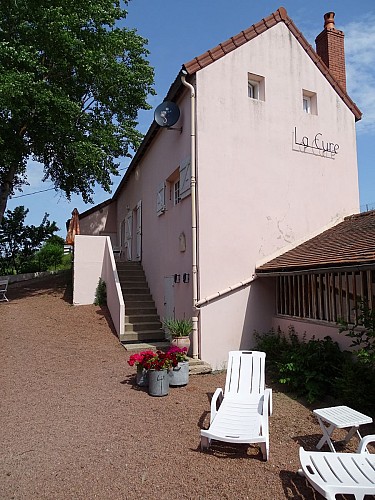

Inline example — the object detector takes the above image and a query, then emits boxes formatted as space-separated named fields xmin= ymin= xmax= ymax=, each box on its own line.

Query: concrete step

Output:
xmin=125 ymin=306 xmax=158 ymax=315
xmin=121 ymin=281 xmax=150 ymax=293
xmin=122 ymin=341 xmax=171 ymax=352
xmin=188 ymin=358 xmax=212 ymax=375
xmin=116 ymin=262 xmax=143 ymax=270
xmin=117 ymin=274 xmax=147 ymax=282
xmin=122 ymin=287 xmax=150 ymax=295
xmin=125 ymin=314 xmax=160 ymax=323
xmin=123 ymin=294 xmax=154 ymax=302
xmin=125 ymin=321 xmax=162 ymax=332
xmin=120 ymin=330 xmax=166 ymax=342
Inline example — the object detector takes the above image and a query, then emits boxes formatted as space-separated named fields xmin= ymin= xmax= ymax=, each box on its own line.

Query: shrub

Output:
xmin=255 ymin=327 xmax=344 ymax=404
xmin=94 ymin=278 xmax=107 ymax=306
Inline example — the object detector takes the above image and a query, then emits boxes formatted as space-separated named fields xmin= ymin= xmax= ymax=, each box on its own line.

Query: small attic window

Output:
xmin=302 ymin=90 xmax=317 ymax=115
xmin=248 ymin=73 xmax=265 ymax=101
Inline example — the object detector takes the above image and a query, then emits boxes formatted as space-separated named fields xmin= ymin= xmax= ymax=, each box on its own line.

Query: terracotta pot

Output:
xmin=171 ymin=336 xmax=190 ymax=351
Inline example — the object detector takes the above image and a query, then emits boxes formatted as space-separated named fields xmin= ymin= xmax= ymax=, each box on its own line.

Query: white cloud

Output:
xmin=342 ymin=15 xmax=375 ymax=134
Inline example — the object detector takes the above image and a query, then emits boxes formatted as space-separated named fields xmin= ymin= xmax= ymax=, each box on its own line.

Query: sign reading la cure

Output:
xmin=293 ymin=127 xmax=339 ymax=157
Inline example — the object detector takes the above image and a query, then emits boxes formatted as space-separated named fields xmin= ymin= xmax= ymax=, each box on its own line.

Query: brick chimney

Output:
xmin=315 ymin=12 xmax=346 ymax=91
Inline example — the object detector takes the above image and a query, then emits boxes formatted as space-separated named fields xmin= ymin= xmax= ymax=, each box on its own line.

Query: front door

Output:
xmin=124 ymin=212 xmax=132 ymax=261
xmin=164 ymin=276 xmax=175 ymax=322
xmin=134 ymin=201 xmax=142 ymax=261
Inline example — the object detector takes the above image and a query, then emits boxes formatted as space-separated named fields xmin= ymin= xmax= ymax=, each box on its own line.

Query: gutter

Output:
xmin=181 ymin=70 xmax=199 ymax=360
xmin=196 ymin=275 xmax=258 ymax=308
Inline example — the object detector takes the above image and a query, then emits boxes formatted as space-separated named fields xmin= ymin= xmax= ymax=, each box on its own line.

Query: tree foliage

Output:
xmin=0 ymin=0 xmax=155 ymax=220
xmin=0 ymin=205 xmax=58 ymax=273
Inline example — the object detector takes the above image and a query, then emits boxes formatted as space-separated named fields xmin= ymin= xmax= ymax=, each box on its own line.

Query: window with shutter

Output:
xmin=179 ymin=157 xmax=191 ymax=200
xmin=156 ymin=182 xmax=166 ymax=215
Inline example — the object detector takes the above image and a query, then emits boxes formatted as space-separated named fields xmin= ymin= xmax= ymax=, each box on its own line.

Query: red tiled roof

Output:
xmin=183 ymin=6 xmax=361 ymax=121
xmin=256 ymin=211 xmax=375 ymax=274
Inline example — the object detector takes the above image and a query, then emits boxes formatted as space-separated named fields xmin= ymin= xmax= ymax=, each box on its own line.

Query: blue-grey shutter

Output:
xmin=179 ymin=157 xmax=191 ymax=200
xmin=156 ymin=182 xmax=166 ymax=215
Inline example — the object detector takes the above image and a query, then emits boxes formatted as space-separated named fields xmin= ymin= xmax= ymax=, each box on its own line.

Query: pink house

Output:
xmin=73 ymin=7 xmax=364 ymax=370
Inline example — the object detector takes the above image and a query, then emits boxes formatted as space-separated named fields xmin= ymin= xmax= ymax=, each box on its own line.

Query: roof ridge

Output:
xmin=183 ymin=6 xmax=361 ymax=121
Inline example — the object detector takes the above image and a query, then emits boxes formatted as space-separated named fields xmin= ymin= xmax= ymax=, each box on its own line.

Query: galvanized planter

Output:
xmin=169 ymin=361 xmax=189 ymax=387
xmin=148 ymin=369 xmax=169 ymax=397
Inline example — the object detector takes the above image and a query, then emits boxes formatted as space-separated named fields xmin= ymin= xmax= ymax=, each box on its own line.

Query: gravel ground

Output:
xmin=1 ymin=273 xmax=374 ymax=500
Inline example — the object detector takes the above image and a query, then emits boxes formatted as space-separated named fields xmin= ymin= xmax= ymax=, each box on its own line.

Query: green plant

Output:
xmin=94 ymin=278 xmax=107 ymax=306
xmin=162 ymin=317 xmax=193 ymax=337
xmin=255 ymin=327 xmax=345 ymax=403
xmin=338 ymin=299 xmax=375 ymax=367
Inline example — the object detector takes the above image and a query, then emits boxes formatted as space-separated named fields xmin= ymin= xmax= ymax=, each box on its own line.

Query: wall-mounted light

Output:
xmin=174 ymin=274 xmax=181 ymax=284
xmin=183 ymin=273 xmax=190 ymax=283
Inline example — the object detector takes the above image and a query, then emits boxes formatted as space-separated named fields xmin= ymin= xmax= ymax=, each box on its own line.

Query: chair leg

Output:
xmin=201 ymin=436 xmax=210 ymax=451
xmin=260 ymin=442 xmax=269 ymax=461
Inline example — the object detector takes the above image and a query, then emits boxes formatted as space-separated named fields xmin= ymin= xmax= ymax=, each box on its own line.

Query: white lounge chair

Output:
xmin=299 ymin=435 xmax=375 ymax=500
xmin=200 ymin=350 xmax=272 ymax=460
xmin=0 ymin=279 xmax=9 ymax=302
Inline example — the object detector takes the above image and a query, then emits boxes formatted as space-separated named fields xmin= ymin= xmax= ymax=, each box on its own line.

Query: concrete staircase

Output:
xmin=117 ymin=261 xmax=212 ymax=375
xmin=117 ymin=261 xmax=166 ymax=344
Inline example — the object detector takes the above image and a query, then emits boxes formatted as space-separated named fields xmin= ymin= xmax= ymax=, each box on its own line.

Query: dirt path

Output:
xmin=1 ymin=274 xmax=371 ymax=499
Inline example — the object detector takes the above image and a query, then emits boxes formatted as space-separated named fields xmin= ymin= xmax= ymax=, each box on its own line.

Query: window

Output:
xmin=248 ymin=81 xmax=259 ymax=100
xmin=174 ymin=179 xmax=180 ymax=205
xmin=247 ymin=72 xmax=265 ymax=101
xmin=302 ymin=90 xmax=317 ymax=115
xmin=303 ymin=96 xmax=311 ymax=114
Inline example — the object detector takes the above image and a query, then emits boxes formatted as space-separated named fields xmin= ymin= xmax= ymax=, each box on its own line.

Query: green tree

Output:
xmin=0 ymin=205 xmax=58 ymax=273
xmin=36 ymin=242 xmax=64 ymax=271
xmin=0 ymin=0 xmax=155 ymax=221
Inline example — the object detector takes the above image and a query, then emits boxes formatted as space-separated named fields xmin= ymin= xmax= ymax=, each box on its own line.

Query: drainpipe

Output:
xmin=181 ymin=69 xmax=199 ymax=359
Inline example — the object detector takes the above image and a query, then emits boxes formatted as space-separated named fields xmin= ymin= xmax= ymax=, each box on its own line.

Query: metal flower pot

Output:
xmin=148 ymin=369 xmax=169 ymax=397
xmin=169 ymin=361 xmax=189 ymax=386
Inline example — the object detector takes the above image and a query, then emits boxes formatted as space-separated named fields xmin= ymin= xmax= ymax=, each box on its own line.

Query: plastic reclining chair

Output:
xmin=0 ymin=279 xmax=9 ymax=302
xmin=200 ymin=350 xmax=272 ymax=460
xmin=299 ymin=435 xmax=375 ymax=500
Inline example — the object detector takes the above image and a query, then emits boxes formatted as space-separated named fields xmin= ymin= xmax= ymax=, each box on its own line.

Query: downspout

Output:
xmin=181 ymin=69 xmax=199 ymax=359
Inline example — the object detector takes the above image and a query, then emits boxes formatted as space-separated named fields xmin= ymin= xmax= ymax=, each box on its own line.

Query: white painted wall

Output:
xmin=195 ymin=22 xmax=359 ymax=368
xmin=79 ymin=202 xmax=118 ymax=247
xmin=115 ymin=93 xmax=194 ymax=321
xmin=273 ymin=316 xmax=354 ymax=351
xmin=73 ymin=235 xmax=124 ymax=337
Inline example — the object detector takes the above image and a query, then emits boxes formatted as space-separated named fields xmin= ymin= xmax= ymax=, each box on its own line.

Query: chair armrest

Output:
xmin=264 ymin=388 xmax=272 ymax=416
xmin=357 ymin=434 xmax=375 ymax=454
xmin=210 ymin=388 xmax=223 ymax=423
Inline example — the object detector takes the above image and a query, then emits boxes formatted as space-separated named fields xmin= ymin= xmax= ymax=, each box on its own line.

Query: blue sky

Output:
xmin=6 ymin=0 xmax=375 ymax=237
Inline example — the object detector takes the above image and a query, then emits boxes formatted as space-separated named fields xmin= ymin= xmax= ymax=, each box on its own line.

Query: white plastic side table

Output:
xmin=313 ymin=405 xmax=373 ymax=452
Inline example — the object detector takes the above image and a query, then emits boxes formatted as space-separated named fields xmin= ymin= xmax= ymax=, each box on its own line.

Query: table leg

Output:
xmin=343 ymin=425 xmax=360 ymax=444
xmin=316 ymin=420 xmax=337 ymax=452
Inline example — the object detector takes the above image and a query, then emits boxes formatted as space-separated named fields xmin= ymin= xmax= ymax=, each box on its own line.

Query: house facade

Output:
xmin=77 ymin=8 xmax=362 ymax=369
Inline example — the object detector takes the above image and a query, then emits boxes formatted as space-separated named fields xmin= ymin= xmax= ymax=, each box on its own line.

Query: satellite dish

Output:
xmin=154 ymin=101 xmax=180 ymax=128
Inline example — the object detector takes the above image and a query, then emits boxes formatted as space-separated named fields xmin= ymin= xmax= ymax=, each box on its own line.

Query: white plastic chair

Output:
xmin=0 ymin=279 xmax=9 ymax=302
xmin=200 ymin=350 xmax=272 ymax=460
xmin=299 ymin=435 xmax=375 ymax=500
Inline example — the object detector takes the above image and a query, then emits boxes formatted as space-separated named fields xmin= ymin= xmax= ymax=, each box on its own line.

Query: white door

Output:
xmin=124 ymin=212 xmax=132 ymax=261
xmin=135 ymin=201 xmax=142 ymax=261
xmin=164 ymin=276 xmax=175 ymax=322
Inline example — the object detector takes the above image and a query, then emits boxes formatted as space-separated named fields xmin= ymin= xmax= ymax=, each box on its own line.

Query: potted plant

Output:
xmin=163 ymin=317 xmax=193 ymax=351
xmin=167 ymin=346 xmax=189 ymax=387
xmin=142 ymin=350 xmax=177 ymax=397
xmin=127 ymin=350 xmax=155 ymax=387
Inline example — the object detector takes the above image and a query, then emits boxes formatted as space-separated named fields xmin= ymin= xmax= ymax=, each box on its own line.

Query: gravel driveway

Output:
xmin=1 ymin=273 xmax=373 ymax=499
